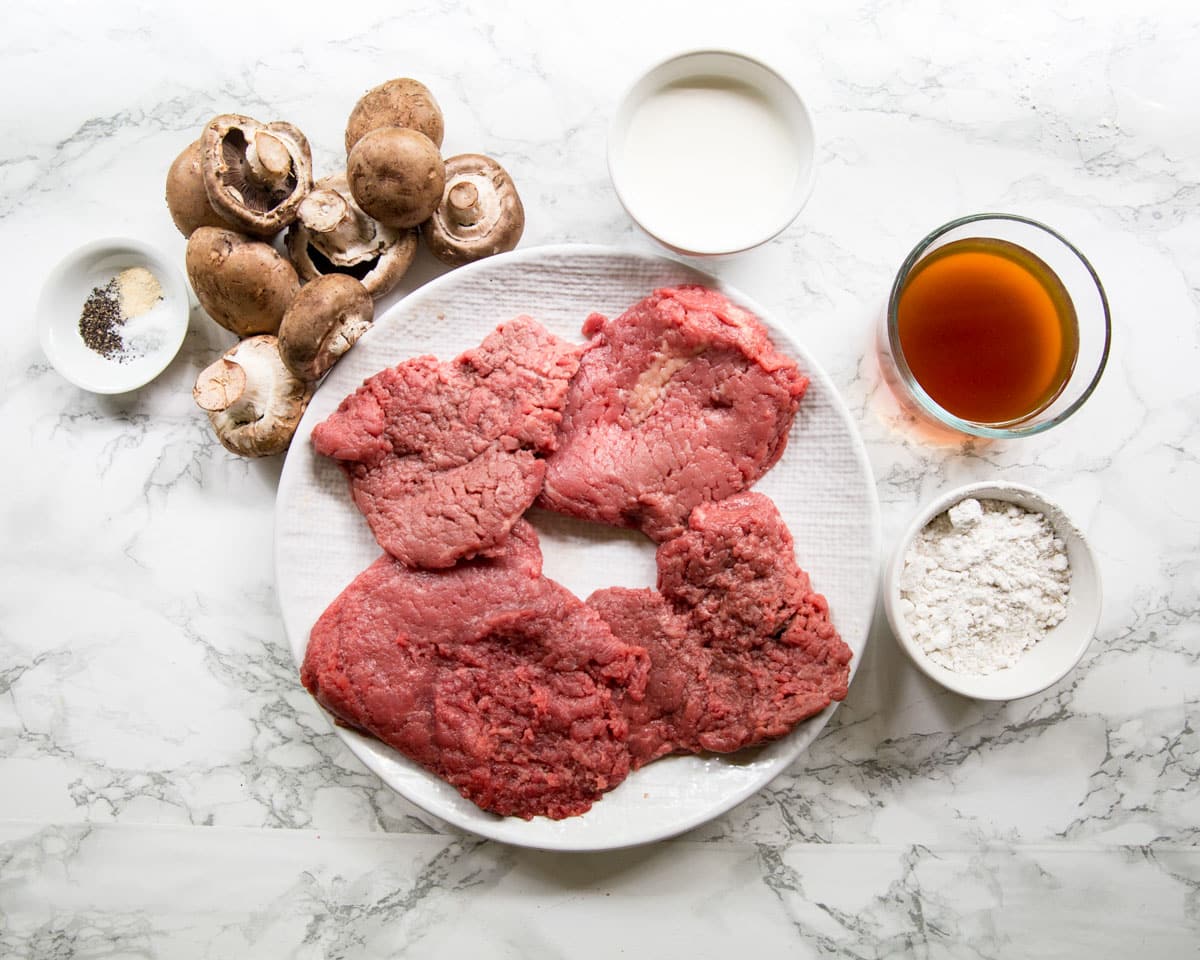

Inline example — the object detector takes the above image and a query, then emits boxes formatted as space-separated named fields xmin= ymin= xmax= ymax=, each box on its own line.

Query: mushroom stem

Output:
xmin=196 ymin=336 xmax=312 ymax=458
xmin=202 ymin=115 xmax=313 ymax=236
xmin=193 ymin=356 xmax=248 ymax=412
xmin=299 ymin=188 xmax=350 ymax=234
xmin=422 ymin=155 xmax=524 ymax=266
xmin=286 ymin=172 xmax=417 ymax=297
xmin=247 ymin=131 xmax=293 ymax=188
xmin=447 ymin=181 xmax=482 ymax=226
xmin=299 ymin=187 xmax=378 ymax=253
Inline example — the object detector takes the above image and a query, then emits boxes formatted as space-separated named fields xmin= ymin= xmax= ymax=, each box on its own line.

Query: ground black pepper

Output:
xmin=78 ymin=279 xmax=126 ymax=360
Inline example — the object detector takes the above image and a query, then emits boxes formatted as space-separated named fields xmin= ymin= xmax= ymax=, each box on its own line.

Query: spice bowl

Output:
xmin=883 ymin=481 xmax=1102 ymax=701
xmin=38 ymin=237 xmax=190 ymax=394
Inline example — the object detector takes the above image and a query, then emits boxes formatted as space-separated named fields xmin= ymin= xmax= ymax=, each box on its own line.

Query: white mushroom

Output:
xmin=422 ymin=154 xmax=525 ymax=266
xmin=185 ymin=226 xmax=300 ymax=336
xmin=193 ymin=336 xmax=312 ymax=457
xmin=346 ymin=127 xmax=445 ymax=229
xmin=202 ymin=114 xmax=314 ymax=236
xmin=278 ymin=275 xmax=374 ymax=381
xmin=285 ymin=172 xmax=417 ymax=298
xmin=165 ymin=139 xmax=234 ymax=237
xmin=345 ymin=78 xmax=444 ymax=153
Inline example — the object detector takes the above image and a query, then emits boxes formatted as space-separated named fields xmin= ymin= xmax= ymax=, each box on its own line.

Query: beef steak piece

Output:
xmin=590 ymin=493 xmax=851 ymax=760
xmin=300 ymin=522 xmax=651 ymax=821
xmin=311 ymin=317 xmax=582 ymax=568
xmin=539 ymin=286 xmax=808 ymax=541
xmin=585 ymin=586 xmax=697 ymax=768
xmin=657 ymin=492 xmax=851 ymax=753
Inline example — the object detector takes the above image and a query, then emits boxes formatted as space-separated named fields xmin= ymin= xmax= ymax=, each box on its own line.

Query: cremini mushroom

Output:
xmin=201 ymin=114 xmax=314 ymax=236
xmin=347 ymin=127 xmax=445 ymax=229
xmin=278 ymin=275 xmax=374 ymax=381
xmin=194 ymin=335 xmax=312 ymax=457
xmin=165 ymin=139 xmax=234 ymax=237
xmin=345 ymin=78 xmax=444 ymax=153
xmin=422 ymin=154 xmax=525 ymax=266
xmin=185 ymin=226 xmax=300 ymax=336
xmin=285 ymin=171 xmax=418 ymax=298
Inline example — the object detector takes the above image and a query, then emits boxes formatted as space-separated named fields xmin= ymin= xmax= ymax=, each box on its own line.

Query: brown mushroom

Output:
xmin=185 ymin=226 xmax=300 ymax=336
xmin=165 ymin=139 xmax=234 ymax=237
xmin=278 ymin=275 xmax=374 ymax=381
xmin=194 ymin=335 xmax=312 ymax=457
xmin=201 ymin=114 xmax=314 ymax=237
xmin=345 ymin=78 xmax=444 ymax=153
xmin=347 ymin=127 xmax=445 ymax=229
xmin=285 ymin=171 xmax=418 ymax=298
xmin=422 ymin=154 xmax=525 ymax=266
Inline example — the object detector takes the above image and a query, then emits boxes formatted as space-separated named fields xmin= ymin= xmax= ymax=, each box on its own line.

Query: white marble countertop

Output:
xmin=3 ymin=0 xmax=1198 ymax=955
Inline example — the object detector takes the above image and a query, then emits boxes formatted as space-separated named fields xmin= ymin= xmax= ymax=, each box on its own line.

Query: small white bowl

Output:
xmin=608 ymin=49 xmax=816 ymax=257
xmin=883 ymin=481 xmax=1102 ymax=701
xmin=38 ymin=238 xmax=190 ymax=394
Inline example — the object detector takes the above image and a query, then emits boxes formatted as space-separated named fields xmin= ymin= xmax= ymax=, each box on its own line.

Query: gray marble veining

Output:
xmin=1 ymin=0 xmax=1198 ymax=955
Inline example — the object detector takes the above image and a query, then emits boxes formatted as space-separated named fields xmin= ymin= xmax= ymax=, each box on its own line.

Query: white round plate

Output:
xmin=275 ymin=244 xmax=881 ymax=851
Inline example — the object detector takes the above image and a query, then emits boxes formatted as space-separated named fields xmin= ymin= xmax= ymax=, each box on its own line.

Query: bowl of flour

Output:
xmin=884 ymin=481 xmax=1101 ymax=700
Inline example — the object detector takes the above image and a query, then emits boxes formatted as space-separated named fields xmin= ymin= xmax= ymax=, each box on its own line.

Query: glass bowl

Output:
xmin=879 ymin=213 xmax=1111 ymax=438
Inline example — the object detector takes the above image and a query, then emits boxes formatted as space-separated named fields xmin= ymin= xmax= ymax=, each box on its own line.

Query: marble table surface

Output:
xmin=3 ymin=0 xmax=1197 ymax=956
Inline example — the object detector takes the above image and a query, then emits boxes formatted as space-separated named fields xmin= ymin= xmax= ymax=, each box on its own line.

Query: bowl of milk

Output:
xmin=608 ymin=50 xmax=816 ymax=257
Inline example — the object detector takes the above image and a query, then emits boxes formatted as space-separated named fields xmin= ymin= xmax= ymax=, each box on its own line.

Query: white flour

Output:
xmin=897 ymin=498 xmax=1071 ymax=674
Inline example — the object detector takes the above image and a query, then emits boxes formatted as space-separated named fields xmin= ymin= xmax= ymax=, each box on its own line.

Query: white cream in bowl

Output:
xmin=608 ymin=50 xmax=816 ymax=257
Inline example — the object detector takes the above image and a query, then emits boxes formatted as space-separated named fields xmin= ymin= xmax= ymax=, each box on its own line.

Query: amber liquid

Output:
xmin=896 ymin=237 xmax=1079 ymax=425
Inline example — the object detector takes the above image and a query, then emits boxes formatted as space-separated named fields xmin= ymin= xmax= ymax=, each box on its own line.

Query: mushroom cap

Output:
xmin=185 ymin=226 xmax=301 ymax=336
xmin=284 ymin=171 xmax=418 ymax=299
xmin=345 ymin=78 xmax=444 ymax=154
xmin=422 ymin=154 xmax=526 ymax=267
xmin=347 ymin=127 xmax=446 ymax=229
xmin=194 ymin=335 xmax=312 ymax=457
xmin=278 ymin=274 xmax=374 ymax=381
xmin=201 ymin=114 xmax=314 ymax=237
xmin=165 ymin=139 xmax=234 ymax=237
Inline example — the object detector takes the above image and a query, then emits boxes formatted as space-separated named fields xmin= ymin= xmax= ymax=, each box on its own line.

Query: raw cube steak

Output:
xmin=300 ymin=522 xmax=651 ymax=820
xmin=539 ymin=286 xmax=808 ymax=541
xmin=312 ymin=317 xmax=581 ymax=568
xmin=590 ymin=493 xmax=851 ymax=761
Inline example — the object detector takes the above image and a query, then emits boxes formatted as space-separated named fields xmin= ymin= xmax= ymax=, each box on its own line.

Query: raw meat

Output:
xmin=539 ymin=286 xmax=808 ymax=541
xmin=657 ymin=492 xmax=851 ymax=753
xmin=590 ymin=493 xmax=851 ymax=760
xmin=585 ymin=587 xmax=696 ymax=767
xmin=301 ymin=286 xmax=849 ymax=821
xmin=300 ymin=522 xmax=651 ymax=820
xmin=311 ymin=317 xmax=581 ymax=568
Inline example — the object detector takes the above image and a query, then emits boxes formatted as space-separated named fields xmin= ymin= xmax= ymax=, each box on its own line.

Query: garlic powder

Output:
xmin=897 ymin=498 xmax=1071 ymax=674
xmin=77 ymin=266 xmax=165 ymax=363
